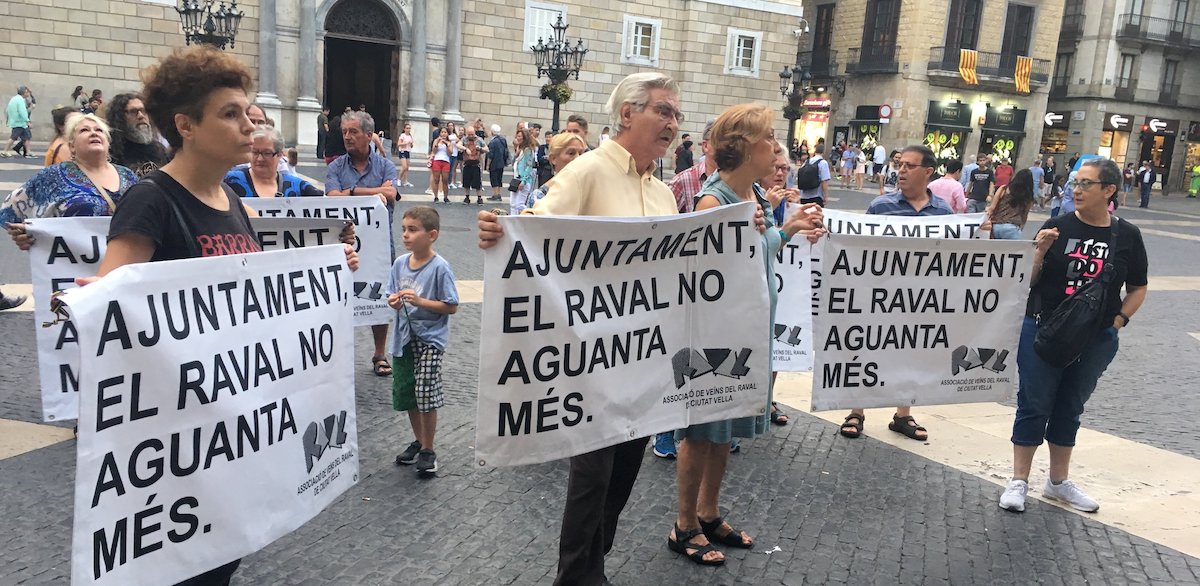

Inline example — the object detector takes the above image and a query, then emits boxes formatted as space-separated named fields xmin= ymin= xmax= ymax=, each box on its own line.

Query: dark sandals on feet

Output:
xmin=698 ymin=516 xmax=754 ymax=549
xmin=770 ymin=402 xmax=789 ymax=426
xmin=839 ymin=413 xmax=864 ymax=438
xmin=667 ymin=524 xmax=725 ymax=566
xmin=888 ymin=414 xmax=928 ymax=441
xmin=371 ymin=356 xmax=392 ymax=377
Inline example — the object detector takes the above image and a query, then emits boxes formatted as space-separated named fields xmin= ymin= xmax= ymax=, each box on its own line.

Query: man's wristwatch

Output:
xmin=1117 ymin=312 xmax=1131 ymax=326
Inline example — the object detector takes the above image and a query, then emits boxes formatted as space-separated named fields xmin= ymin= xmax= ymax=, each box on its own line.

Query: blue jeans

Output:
xmin=1140 ymin=183 xmax=1152 ymax=207
xmin=1011 ymin=317 xmax=1119 ymax=447
xmin=991 ymin=223 xmax=1023 ymax=240
xmin=967 ymin=199 xmax=987 ymax=213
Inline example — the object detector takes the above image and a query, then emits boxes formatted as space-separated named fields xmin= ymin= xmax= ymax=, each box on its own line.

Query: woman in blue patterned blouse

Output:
xmin=223 ymin=125 xmax=322 ymax=198
xmin=1 ymin=113 xmax=137 ymax=251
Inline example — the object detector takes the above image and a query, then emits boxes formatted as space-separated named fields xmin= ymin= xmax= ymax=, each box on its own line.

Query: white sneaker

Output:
xmin=998 ymin=479 xmax=1028 ymax=512
xmin=424 ymin=188 xmax=433 ymax=195
xmin=1042 ymin=479 xmax=1099 ymax=512
xmin=403 ymin=181 xmax=414 ymax=187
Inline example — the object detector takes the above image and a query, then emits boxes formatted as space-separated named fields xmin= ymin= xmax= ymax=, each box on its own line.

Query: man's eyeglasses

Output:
xmin=124 ymin=107 xmax=147 ymax=117
xmin=251 ymin=150 xmax=279 ymax=159
xmin=1072 ymin=179 xmax=1112 ymax=191
xmin=896 ymin=162 xmax=932 ymax=170
xmin=774 ymin=164 xmax=790 ymax=173
xmin=643 ymin=102 xmax=684 ymax=123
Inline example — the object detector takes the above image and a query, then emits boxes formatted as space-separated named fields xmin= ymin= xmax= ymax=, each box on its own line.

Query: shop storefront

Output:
xmin=980 ymin=106 xmax=1027 ymax=164
xmin=794 ymin=93 xmax=832 ymax=155
xmin=1099 ymin=112 xmax=1134 ymax=166
xmin=923 ymin=101 xmax=973 ymax=174
xmin=1138 ymin=117 xmax=1178 ymax=172
xmin=1185 ymin=121 xmax=1200 ymax=195
xmin=1040 ymin=110 xmax=1071 ymax=156
xmin=849 ymin=105 xmax=883 ymax=152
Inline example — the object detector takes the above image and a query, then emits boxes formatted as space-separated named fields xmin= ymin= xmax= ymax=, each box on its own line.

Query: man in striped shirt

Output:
xmin=667 ymin=120 xmax=716 ymax=213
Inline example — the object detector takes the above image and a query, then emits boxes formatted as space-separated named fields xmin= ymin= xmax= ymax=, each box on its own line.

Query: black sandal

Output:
xmin=888 ymin=414 xmax=928 ymax=441
xmin=667 ymin=524 xmax=725 ymax=566
xmin=770 ymin=402 xmax=789 ymax=426
xmin=698 ymin=516 xmax=754 ymax=549
xmin=371 ymin=356 xmax=392 ymax=377
xmin=839 ymin=413 xmax=864 ymax=438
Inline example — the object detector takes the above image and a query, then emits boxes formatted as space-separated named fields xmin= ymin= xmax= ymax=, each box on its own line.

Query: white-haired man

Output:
xmin=478 ymin=72 xmax=682 ymax=586
xmin=325 ymin=110 xmax=399 ymax=378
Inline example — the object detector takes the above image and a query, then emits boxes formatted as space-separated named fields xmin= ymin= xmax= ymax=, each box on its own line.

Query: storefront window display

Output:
xmin=980 ymin=106 xmax=1027 ymax=163
xmin=849 ymin=105 xmax=882 ymax=152
xmin=1099 ymin=112 xmax=1134 ymax=165
xmin=924 ymin=101 xmax=973 ymax=174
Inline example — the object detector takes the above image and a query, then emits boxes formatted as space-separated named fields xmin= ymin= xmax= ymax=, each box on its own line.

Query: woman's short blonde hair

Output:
xmin=64 ymin=113 xmax=111 ymax=145
xmin=708 ymin=103 xmax=775 ymax=171
xmin=548 ymin=133 xmax=587 ymax=169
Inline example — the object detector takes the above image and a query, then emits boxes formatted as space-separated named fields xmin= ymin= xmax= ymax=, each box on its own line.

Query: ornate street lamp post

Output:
xmin=175 ymin=0 xmax=244 ymax=50
xmin=779 ymin=64 xmax=812 ymax=159
xmin=530 ymin=15 xmax=588 ymax=133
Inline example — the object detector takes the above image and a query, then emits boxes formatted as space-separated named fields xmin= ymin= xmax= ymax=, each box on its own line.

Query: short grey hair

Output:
xmin=1082 ymin=157 xmax=1122 ymax=187
xmin=605 ymin=72 xmax=680 ymax=135
xmin=341 ymin=110 xmax=375 ymax=135
xmin=251 ymin=124 xmax=284 ymax=153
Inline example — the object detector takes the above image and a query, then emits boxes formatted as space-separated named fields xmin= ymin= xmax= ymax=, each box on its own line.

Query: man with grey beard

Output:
xmin=105 ymin=92 xmax=169 ymax=177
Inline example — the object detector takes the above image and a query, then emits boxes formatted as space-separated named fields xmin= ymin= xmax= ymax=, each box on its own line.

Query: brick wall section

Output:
xmin=460 ymin=0 xmax=804 ymax=142
xmin=0 ymin=0 xmax=260 ymax=138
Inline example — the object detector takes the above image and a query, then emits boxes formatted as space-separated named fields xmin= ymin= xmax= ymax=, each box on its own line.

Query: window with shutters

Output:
xmin=524 ymin=1 xmax=567 ymax=51
xmin=622 ymin=15 xmax=661 ymax=66
xmin=725 ymin=29 xmax=762 ymax=77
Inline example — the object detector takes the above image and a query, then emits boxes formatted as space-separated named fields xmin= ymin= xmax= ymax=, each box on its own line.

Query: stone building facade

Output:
xmin=1046 ymin=0 xmax=1200 ymax=192
xmin=795 ymin=0 xmax=1063 ymax=171
xmin=1 ymin=0 xmax=810 ymax=156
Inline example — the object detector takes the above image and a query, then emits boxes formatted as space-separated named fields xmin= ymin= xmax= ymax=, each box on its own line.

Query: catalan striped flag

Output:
xmin=1015 ymin=56 xmax=1033 ymax=93
xmin=959 ymin=49 xmax=978 ymax=85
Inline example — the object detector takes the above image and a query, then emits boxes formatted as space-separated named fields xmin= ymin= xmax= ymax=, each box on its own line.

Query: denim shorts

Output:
xmin=991 ymin=223 xmax=1024 ymax=240
xmin=1011 ymin=316 xmax=1119 ymax=447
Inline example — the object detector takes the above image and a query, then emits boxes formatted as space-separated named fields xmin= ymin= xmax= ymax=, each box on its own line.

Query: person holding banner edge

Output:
xmin=673 ymin=103 xmax=823 ymax=566
xmin=838 ymin=145 xmax=970 ymax=442
xmin=89 ymin=46 xmax=359 ymax=586
xmin=998 ymin=158 xmax=1148 ymax=513
xmin=325 ymin=110 xmax=398 ymax=377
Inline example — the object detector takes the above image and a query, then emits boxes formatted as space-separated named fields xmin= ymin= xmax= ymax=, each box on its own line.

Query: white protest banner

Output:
xmin=771 ymin=236 xmax=814 ymax=372
xmin=26 ymin=216 xmax=347 ymax=422
xmin=811 ymin=234 xmax=1033 ymax=411
xmin=822 ymin=209 xmax=986 ymax=239
xmin=477 ymin=203 xmax=771 ymax=467
xmin=243 ymin=196 xmax=391 ymax=326
xmin=64 ymin=245 xmax=358 ymax=586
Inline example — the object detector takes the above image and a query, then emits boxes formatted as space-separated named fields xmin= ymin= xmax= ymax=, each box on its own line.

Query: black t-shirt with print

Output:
xmin=108 ymin=170 xmax=262 ymax=261
xmin=1025 ymin=213 xmax=1149 ymax=320
xmin=968 ymin=168 xmax=994 ymax=201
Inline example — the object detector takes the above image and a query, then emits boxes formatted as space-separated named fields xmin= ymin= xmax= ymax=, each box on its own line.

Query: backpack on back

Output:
xmin=795 ymin=158 xmax=823 ymax=190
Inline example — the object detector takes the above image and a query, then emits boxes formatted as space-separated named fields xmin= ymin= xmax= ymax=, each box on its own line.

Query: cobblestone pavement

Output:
xmin=2 ymin=158 xmax=1200 ymax=584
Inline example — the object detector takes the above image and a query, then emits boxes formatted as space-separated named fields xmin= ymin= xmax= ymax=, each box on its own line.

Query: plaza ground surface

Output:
xmin=2 ymin=153 xmax=1199 ymax=585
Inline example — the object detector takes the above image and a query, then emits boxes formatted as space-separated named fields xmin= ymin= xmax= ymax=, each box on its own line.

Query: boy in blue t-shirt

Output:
xmin=387 ymin=206 xmax=459 ymax=476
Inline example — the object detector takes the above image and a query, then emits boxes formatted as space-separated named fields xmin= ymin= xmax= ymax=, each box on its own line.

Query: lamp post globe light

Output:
xmin=531 ymin=15 xmax=588 ymax=133
xmin=176 ymin=0 xmax=244 ymax=50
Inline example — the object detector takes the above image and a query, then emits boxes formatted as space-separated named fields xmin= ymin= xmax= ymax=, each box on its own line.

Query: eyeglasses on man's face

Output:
xmin=643 ymin=102 xmax=684 ymax=123
xmin=1072 ymin=178 xmax=1112 ymax=191
xmin=896 ymin=161 xmax=931 ymax=170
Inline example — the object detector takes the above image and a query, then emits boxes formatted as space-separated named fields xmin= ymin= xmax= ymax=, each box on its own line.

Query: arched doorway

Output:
xmin=324 ymin=0 xmax=400 ymax=140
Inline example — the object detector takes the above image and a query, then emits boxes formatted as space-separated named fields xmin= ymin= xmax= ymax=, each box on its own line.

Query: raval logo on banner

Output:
xmin=243 ymin=197 xmax=392 ymax=326
xmin=25 ymin=216 xmax=347 ymax=422
xmin=811 ymin=234 xmax=1032 ymax=411
xmin=476 ymin=203 xmax=771 ymax=467
xmin=63 ymin=245 xmax=358 ymax=586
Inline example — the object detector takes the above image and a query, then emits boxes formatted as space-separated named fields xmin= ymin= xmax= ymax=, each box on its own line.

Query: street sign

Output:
xmin=1149 ymin=118 xmax=1166 ymax=133
xmin=1104 ymin=113 xmax=1133 ymax=131
xmin=879 ymin=104 xmax=893 ymax=119
xmin=1044 ymin=112 xmax=1066 ymax=127
xmin=1144 ymin=117 xmax=1179 ymax=135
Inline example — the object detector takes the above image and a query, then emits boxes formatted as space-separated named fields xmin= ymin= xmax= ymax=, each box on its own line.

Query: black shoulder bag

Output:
xmin=1032 ymin=219 xmax=1120 ymax=368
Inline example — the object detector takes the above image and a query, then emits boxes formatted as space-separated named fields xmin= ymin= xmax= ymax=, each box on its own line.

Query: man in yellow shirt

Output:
xmin=478 ymin=71 xmax=680 ymax=586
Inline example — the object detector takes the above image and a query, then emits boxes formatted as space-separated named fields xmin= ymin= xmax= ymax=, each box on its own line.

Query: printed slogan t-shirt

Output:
xmin=387 ymin=253 xmax=459 ymax=352
xmin=108 ymin=170 xmax=263 ymax=261
xmin=1025 ymin=213 xmax=1148 ymax=321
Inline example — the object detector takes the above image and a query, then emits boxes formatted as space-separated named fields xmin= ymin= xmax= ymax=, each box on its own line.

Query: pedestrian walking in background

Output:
xmin=397 ymin=122 xmax=414 ymax=187
xmin=928 ymin=159 xmax=968 ymax=213
xmin=428 ymin=127 xmax=453 ymax=203
xmin=509 ymin=127 xmax=537 ymax=215
xmin=674 ymin=139 xmax=694 ymax=174
xmin=70 ymin=85 xmax=87 ymax=110
xmin=995 ymin=158 xmax=1014 ymax=188
xmin=999 ymin=158 xmax=1148 ymax=514
xmin=872 ymin=142 xmax=887 ymax=182
xmin=316 ymin=105 xmax=329 ymax=158
xmin=986 ymin=168 xmax=1037 ymax=239
xmin=387 ymin=205 xmax=459 ymax=478
xmin=4 ymin=86 xmax=32 ymax=158
xmin=879 ymin=149 xmax=902 ymax=195
xmin=1137 ymin=160 xmax=1156 ymax=208
xmin=965 ymin=154 xmax=994 ymax=212
xmin=840 ymin=143 xmax=857 ymax=188
xmin=485 ymin=124 xmax=509 ymax=201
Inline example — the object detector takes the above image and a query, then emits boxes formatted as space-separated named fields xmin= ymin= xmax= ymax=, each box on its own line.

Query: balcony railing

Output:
xmin=1116 ymin=13 xmax=1197 ymax=47
xmin=927 ymin=47 xmax=1051 ymax=85
xmin=1050 ymin=79 xmax=1069 ymax=98
xmin=1061 ymin=13 xmax=1084 ymax=40
xmin=799 ymin=49 xmax=840 ymax=78
xmin=847 ymin=44 xmax=901 ymax=74
xmin=1160 ymin=83 xmax=1181 ymax=105
xmin=1114 ymin=77 xmax=1138 ymax=100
